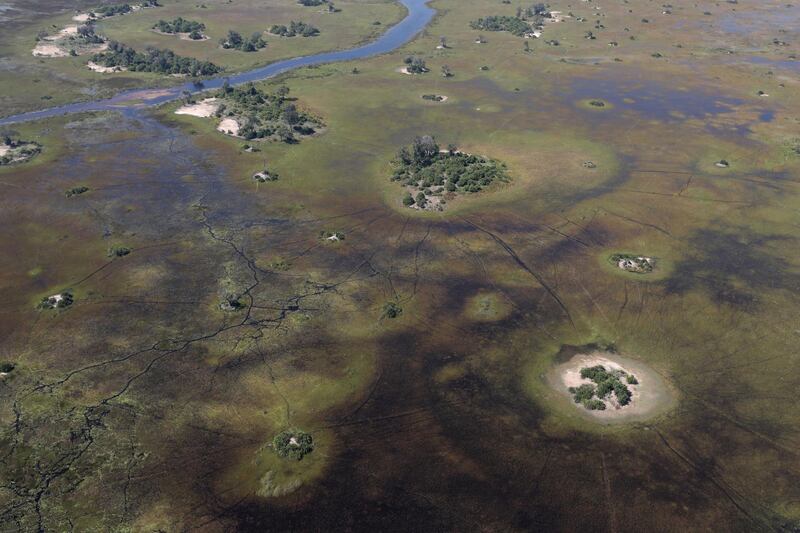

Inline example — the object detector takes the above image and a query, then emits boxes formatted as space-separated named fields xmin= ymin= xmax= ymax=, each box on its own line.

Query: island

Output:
xmin=391 ymin=136 xmax=510 ymax=211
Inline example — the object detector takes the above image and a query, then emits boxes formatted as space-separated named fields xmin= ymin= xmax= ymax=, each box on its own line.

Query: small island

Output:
xmin=569 ymin=365 xmax=638 ymax=411
xmin=611 ymin=254 xmax=654 ymax=273
xmin=546 ymin=351 xmax=676 ymax=424
xmin=470 ymin=4 xmax=554 ymax=38
xmin=391 ymin=136 xmax=510 ymax=211
xmin=38 ymin=291 xmax=74 ymax=310
xmin=153 ymin=17 xmax=207 ymax=40
xmin=0 ymin=137 xmax=41 ymax=166
xmin=270 ymin=21 xmax=320 ymax=37
xmin=91 ymin=42 xmax=221 ymax=75
xmin=273 ymin=429 xmax=314 ymax=460
xmin=175 ymin=82 xmax=323 ymax=143
xmin=220 ymin=30 xmax=267 ymax=52
xmin=33 ymin=23 xmax=107 ymax=58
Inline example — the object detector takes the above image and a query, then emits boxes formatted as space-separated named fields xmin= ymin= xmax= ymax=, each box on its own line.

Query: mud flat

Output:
xmin=545 ymin=351 xmax=676 ymax=424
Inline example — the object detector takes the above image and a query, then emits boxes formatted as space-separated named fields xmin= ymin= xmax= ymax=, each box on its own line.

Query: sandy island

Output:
xmin=217 ymin=118 xmax=241 ymax=137
xmin=545 ymin=351 xmax=676 ymax=424
xmin=175 ymin=98 xmax=220 ymax=117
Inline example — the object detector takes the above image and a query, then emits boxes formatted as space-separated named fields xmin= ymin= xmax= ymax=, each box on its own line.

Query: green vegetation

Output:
xmin=470 ymin=16 xmax=532 ymax=37
xmin=273 ymin=429 xmax=314 ymax=460
xmin=91 ymin=41 xmax=221 ymax=75
xmin=270 ymin=21 xmax=320 ymax=38
xmin=0 ymin=137 xmax=41 ymax=165
xmin=568 ymin=365 xmax=637 ymax=409
xmin=153 ymin=17 xmax=205 ymax=38
xmin=37 ymin=291 xmax=74 ymax=310
xmin=611 ymin=254 xmax=655 ymax=273
xmin=0 ymin=362 xmax=14 ymax=374
xmin=403 ymin=55 xmax=428 ymax=73
xmin=382 ymin=301 xmax=403 ymax=319
xmin=65 ymin=186 xmax=89 ymax=197
xmin=422 ymin=94 xmax=445 ymax=102
xmin=108 ymin=246 xmax=132 ymax=258
xmin=220 ymin=30 xmax=266 ymax=52
xmin=216 ymin=82 xmax=322 ymax=142
xmin=320 ymin=230 xmax=345 ymax=241
xmin=391 ymin=136 xmax=510 ymax=210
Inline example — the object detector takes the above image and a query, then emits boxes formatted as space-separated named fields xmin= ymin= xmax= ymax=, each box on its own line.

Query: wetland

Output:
xmin=1 ymin=0 xmax=799 ymax=531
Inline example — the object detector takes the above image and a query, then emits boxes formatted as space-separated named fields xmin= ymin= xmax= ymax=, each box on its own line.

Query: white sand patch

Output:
xmin=545 ymin=351 xmax=677 ymax=424
xmin=175 ymin=98 xmax=219 ymax=118
xmin=33 ymin=43 xmax=68 ymax=57
xmin=217 ymin=118 xmax=241 ymax=136
xmin=58 ymin=25 xmax=78 ymax=37
xmin=0 ymin=145 xmax=9 ymax=157
xmin=87 ymin=61 xmax=125 ymax=73
xmin=72 ymin=13 xmax=92 ymax=22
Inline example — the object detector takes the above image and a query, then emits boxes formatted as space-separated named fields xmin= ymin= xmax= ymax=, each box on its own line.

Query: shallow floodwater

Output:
xmin=571 ymin=77 xmax=742 ymax=121
xmin=0 ymin=0 xmax=435 ymax=126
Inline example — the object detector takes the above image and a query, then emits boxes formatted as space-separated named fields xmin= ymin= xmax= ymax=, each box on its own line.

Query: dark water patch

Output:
xmin=664 ymin=228 xmax=800 ymax=309
xmin=571 ymin=77 xmax=742 ymax=122
xmin=717 ymin=5 xmax=800 ymax=35
xmin=740 ymin=55 xmax=800 ymax=73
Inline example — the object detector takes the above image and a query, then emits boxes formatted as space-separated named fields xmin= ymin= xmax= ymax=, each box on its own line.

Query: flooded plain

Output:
xmin=1 ymin=0 xmax=800 ymax=531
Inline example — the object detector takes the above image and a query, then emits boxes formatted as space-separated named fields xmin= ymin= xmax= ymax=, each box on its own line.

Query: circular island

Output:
xmin=546 ymin=351 xmax=676 ymax=424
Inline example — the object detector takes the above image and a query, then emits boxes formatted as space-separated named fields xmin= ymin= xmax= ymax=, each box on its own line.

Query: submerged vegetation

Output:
xmin=215 ymin=82 xmax=322 ymax=142
xmin=91 ymin=42 xmax=221 ymax=75
xmin=391 ymin=136 xmax=510 ymax=211
xmin=569 ymin=365 xmax=637 ymax=410
xmin=273 ymin=430 xmax=314 ymax=460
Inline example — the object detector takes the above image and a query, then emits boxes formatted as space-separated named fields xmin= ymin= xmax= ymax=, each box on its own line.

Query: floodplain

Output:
xmin=1 ymin=0 xmax=799 ymax=531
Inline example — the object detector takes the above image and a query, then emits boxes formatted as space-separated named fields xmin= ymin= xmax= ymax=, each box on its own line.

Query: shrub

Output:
xmin=273 ymin=429 xmax=314 ymax=460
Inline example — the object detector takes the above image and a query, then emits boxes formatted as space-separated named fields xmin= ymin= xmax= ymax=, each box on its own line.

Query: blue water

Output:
xmin=0 ymin=0 xmax=435 ymax=126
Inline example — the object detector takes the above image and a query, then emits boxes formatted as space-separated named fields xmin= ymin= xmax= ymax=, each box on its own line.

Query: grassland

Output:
xmin=1 ymin=0 xmax=800 ymax=531
xmin=0 ymin=0 xmax=404 ymax=117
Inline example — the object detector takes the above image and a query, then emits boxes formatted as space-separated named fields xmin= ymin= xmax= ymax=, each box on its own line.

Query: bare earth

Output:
xmin=546 ymin=351 xmax=677 ymax=424
xmin=217 ymin=118 xmax=241 ymax=137
xmin=175 ymin=98 xmax=220 ymax=118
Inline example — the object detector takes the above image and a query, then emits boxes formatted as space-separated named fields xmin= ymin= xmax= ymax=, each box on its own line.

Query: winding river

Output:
xmin=0 ymin=0 xmax=435 ymax=126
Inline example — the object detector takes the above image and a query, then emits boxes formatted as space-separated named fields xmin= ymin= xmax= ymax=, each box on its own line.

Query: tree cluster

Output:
xmin=469 ymin=16 xmax=532 ymax=36
xmin=216 ymin=82 xmax=321 ymax=142
xmin=403 ymin=55 xmax=428 ymax=73
xmin=220 ymin=30 xmax=266 ymax=51
xmin=154 ymin=17 xmax=205 ymax=38
xmin=273 ymin=430 xmax=314 ymax=460
xmin=91 ymin=41 xmax=222 ymax=75
xmin=392 ymin=136 xmax=510 ymax=199
xmin=270 ymin=21 xmax=320 ymax=37
xmin=568 ymin=365 xmax=636 ymax=409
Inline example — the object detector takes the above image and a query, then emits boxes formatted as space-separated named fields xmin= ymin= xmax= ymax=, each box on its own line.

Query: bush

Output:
xmin=382 ymin=301 xmax=403 ymax=319
xmin=470 ymin=16 xmax=532 ymax=36
xmin=273 ymin=429 xmax=314 ymax=460
xmin=92 ymin=41 xmax=221 ymax=76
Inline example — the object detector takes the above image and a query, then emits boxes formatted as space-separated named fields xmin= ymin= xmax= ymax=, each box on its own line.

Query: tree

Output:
xmin=524 ymin=40 xmax=530 ymax=52
xmin=415 ymin=191 xmax=427 ymax=207
xmin=441 ymin=65 xmax=452 ymax=77
xmin=412 ymin=135 xmax=439 ymax=165
xmin=402 ymin=192 xmax=415 ymax=206
xmin=439 ymin=36 xmax=447 ymax=48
